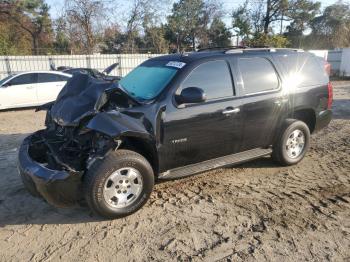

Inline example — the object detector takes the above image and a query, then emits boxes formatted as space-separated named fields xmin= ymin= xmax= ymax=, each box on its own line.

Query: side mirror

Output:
xmin=2 ymin=82 xmax=11 ymax=87
xmin=176 ymin=87 xmax=206 ymax=104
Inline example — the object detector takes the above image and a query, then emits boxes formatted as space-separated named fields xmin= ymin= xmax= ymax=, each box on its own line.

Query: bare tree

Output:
xmin=64 ymin=0 xmax=107 ymax=54
xmin=123 ymin=0 xmax=169 ymax=53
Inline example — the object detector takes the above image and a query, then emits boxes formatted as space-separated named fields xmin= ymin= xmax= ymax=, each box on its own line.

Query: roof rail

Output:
xmin=197 ymin=46 xmax=247 ymax=52
xmin=225 ymin=48 xmax=304 ymax=54
xmin=196 ymin=46 xmax=304 ymax=54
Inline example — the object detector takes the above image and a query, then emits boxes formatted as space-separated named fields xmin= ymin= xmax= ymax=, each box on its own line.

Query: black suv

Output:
xmin=18 ymin=48 xmax=332 ymax=219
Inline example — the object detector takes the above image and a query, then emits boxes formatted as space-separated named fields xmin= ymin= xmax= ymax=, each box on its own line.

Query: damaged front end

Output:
xmin=19 ymin=126 xmax=114 ymax=207
xmin=18 ymin=73 xmax=145 ymax=207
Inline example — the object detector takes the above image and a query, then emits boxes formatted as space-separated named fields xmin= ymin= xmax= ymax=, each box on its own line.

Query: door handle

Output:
xmin=222 ymin=107 xmax=240 ymax=115
xmin=26 ymin=86 xmax=35 ymax=89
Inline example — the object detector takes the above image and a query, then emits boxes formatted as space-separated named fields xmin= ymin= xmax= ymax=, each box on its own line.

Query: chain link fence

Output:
xmin=0 ymin=54 xmax=164 ymax=79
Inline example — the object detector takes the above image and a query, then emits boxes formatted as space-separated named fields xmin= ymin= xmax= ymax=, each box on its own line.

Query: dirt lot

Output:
xmin=0 ymin=82 xmax=349 ymax=262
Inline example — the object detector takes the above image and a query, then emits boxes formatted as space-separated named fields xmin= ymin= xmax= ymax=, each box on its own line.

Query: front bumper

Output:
xmin=18 ymin=132 xmax=83 ymax=207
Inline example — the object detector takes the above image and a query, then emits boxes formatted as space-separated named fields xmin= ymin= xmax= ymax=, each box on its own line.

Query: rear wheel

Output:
xmin=83 ymin=150 xmax=154 ymax=219
xmin=272 ymin=119 xmax=310 ymax=166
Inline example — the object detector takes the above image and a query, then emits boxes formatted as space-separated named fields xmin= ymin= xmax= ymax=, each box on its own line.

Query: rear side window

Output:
xmin=181 ymin=60 xmax=233 ymax=100
xmin=58 ymin=75 xmax=70 ymax=81
xmin=238 ymin=57 xmax=279 ymax=95
xmin=37 ymin=73 xmax=65 ymax=83
xmin=8 ymin=74 xmax=36 ymax=85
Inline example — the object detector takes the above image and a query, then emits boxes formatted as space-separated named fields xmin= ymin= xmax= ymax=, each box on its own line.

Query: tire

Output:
xmin=272 ymin=119 xmax=310 ymax=166
xmin=83 ymin=150 xmax=154 ymax=219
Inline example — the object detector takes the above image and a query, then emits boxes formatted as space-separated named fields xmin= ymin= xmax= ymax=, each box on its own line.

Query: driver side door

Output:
xmin=159 ymin=60 xmax=243 ymax=172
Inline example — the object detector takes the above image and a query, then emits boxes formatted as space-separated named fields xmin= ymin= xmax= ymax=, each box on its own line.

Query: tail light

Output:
xmin=327 ymin=82 xmax=333 ymax=109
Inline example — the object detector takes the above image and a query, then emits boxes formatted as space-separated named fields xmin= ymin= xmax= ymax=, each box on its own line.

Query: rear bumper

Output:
xmin=18 ymin=133 xmax=83 ymax=207
xmin=314 ymin=109 xmax=332 ymax=132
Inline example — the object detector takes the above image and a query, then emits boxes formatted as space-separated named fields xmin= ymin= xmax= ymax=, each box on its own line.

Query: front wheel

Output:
xmin=83 ymin=150 xmax=154 ymax=219
xmin=272 ymin=119 xmax=310 ymax=166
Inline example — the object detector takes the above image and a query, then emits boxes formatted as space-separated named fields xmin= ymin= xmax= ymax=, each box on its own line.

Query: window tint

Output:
xmin=8 ymin=74 xmax=36 ymax=85
xmin=37 ymin=73 xmax=64 ymax=83
xmin=238 ymin=57 xmax=279 ymax=94
xmin=181 ymin=60 xmax=233 ymax=100
xmin=58 ymin=75 xmax=70 ymax=81
xmin=0 ymin=75 xmax=14 ymax=86
xmin=276 ymin=54 xmax=328 ymax=87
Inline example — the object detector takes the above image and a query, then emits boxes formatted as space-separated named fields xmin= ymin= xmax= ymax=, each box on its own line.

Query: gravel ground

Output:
xmin=0 ymin=82 xmax=349 ymax=261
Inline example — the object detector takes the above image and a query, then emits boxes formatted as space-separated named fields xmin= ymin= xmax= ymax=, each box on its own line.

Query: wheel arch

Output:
xmin=118 ymin=136 xmax=159 ymax=175
xmin=289 ymin=108 xmax=316 ymax=134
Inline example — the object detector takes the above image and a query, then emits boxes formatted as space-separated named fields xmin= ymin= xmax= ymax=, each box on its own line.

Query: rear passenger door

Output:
xmin=159 ymin=60 xmax=243 ymax=171
xmin=36 ymin=73 xmax=69 ymax=103
xmin=234 ymin=56 xmax=287 ymax=151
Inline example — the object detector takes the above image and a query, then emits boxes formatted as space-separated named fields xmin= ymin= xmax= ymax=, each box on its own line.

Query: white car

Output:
xmin=0 ymin=71 xmax=71 ymax=110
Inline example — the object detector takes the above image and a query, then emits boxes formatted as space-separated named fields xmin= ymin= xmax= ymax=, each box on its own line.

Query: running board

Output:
xmin=159 ymin=148 xmax=272 ymax=180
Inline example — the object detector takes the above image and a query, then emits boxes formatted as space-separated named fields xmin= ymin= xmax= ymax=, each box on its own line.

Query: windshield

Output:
xmin=119 ymin=61 xmax=179 ymax=100
xmin=0 ymin=75 xmax=15 ymax=86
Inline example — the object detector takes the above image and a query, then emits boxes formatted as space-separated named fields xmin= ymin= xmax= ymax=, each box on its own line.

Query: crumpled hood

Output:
xmin=50 ymin=73 xmax=119 ymax=127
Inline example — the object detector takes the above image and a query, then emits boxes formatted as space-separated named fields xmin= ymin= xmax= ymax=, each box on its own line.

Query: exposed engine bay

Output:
xmin=30 ymin=72 xmax=143 ymax=173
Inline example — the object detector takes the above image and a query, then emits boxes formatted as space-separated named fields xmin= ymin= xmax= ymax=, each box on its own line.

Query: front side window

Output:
xmin=8 ymin=74 xmax=36 ymax=86
xmin=238 ymin=57 xmax=279 ymax=95
xmin=181 ymin=60 xmax=234 ymax=101
xmin=119 ymin=61 xmax=178 ymax=100
xmin=0 ymin=75 xmax=14 ymax=86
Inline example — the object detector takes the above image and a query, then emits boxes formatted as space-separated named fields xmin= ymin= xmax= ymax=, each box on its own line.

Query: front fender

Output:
xmin=86 ymin=110 xmax=152 ymax=140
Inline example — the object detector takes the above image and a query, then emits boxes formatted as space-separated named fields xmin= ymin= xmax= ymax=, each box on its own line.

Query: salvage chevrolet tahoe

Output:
xmin=18 ymin=48 xmax=333 ymax=219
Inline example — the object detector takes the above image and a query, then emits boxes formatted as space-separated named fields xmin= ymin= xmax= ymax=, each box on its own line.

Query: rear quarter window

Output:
xmin=276 ymin=54 xmax=328 ymax=87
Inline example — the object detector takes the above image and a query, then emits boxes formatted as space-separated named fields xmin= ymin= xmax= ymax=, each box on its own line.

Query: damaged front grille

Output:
xmin=28 ymin=124 xmax=114 ymax=173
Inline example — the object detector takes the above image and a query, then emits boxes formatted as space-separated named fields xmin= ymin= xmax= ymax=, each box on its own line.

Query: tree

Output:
xmin=287 ymin=0 xmax=320 ymax=33
xmin=0 ymin=14 xmax=33 ymax=55
xmin=143 ymin=25 xmax=169 ymax=53
xmin=231 ymin=0 xmax=320 ymax=48
xmin=166 ymin=0 xmax=221 ymax=51
xmin=0 ymin=0 xmax=53 ymax=54
xmin=208 ymin=16 xmax=231 ymax=47
xmin=244 ymin=33 xmax=289 ymax=47
xmin=64 ymin=0 xmax=107 ymax=54
xmin=232 ymin=1 xmax=251 ymax=41
xmin=52 ymin=17 xmax=70 ymax=54
xmin=261 ymin=0 xmax=289 ymax=34
xmin=167 ymin=0 xmax=205 ymax=51
xmin=309 ymin=2 xmax=350 ymax=48
xmin=100 ymin=25 xmax=124 ymax=53
xmin=284 ymin=0 xmax=320 ymax=47
xmin=121 ymin=0 xmax=169 ymax=53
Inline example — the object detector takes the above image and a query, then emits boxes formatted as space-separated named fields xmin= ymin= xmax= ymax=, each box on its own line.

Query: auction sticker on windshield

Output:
xmin=166 ymin=61 xmax=186 ymax=69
